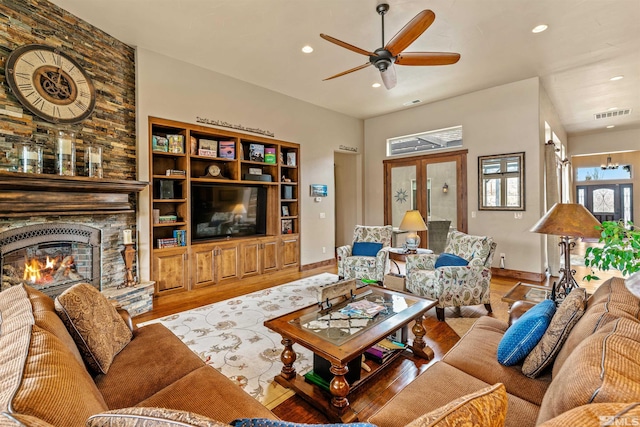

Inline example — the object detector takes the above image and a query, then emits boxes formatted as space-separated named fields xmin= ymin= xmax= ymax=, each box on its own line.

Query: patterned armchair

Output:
xmin=405 ymin=230 xmax=497 ymax=321
xmin=337 ymin=225 xmax=393 ymax=283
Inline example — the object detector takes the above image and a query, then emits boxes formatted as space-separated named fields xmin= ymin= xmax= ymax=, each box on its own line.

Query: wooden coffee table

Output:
xmin=264 ymin=286 xmax=436 ymax=422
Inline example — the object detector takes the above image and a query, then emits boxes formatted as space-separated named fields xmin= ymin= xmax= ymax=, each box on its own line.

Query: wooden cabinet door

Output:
xmin=240 ymin=240 xmax=261 ymax=278
xmin=280 ymin=236 xmax=299 ymax=268
xmin=153 ymin=247 xmax=188 ymax=295
xmin=262 ymin=238 xmax=279 ymax=273
xmin=191 ymin=244 xmax=216 ymax=289
xmin=217 ymin=242 xmax=239 ymax=281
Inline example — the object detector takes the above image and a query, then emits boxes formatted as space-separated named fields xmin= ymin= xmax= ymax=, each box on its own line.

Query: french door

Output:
xmin=576 ymin=183 xmax=634 ymax=223
xmin=383 ymin=150 xmax=468 ymax=249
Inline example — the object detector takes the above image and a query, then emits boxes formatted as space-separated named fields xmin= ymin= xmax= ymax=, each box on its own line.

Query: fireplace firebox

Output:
xmin=0 ymin=223 xmax=101 ymax=297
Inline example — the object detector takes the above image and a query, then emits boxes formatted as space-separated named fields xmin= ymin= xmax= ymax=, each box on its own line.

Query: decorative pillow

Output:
xmin=231 ymin=419 xmax=377 ymax=427
xmin=87 ymin=407 xmax=228 ymax=427
xmin=434 ymin=253 xmax=469 ymax=268
xmin=404 ymin=383 xmax=507 ymax=427
xmin=522 ymin=288 xmax=587 ymax=378
xmin=55 ymin=283 xmax=132 ymax=374
xmin=352 ymin=241 xmax=383 ymax=257
xmin=497 ymin=299 xmax=556 ymax=366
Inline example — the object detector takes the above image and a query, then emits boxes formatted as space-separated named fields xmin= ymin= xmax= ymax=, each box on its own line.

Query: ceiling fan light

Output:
xmin=532 ymin=24 xmax=548 ymax=33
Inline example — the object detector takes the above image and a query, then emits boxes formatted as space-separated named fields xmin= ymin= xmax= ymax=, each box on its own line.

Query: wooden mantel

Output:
xmin=0 ymin=171 xmax=148 ymax=217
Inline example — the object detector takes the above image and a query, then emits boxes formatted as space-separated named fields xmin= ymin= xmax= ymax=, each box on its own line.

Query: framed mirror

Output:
xmin=478 ymin=152 xmax=525 ymax=211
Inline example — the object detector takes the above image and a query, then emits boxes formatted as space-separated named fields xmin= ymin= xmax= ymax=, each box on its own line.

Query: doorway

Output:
xmin=576 ymin=183 xmax=634 ymax=223
xmin=334 ymin=152 xmax=362 ymax=249
xmin=384 ymin=150 xmax=468 ymax=249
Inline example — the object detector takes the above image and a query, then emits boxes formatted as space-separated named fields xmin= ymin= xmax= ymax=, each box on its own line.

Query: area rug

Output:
xmin=139 ymin=273 xmax=339 ymax=409
xmin=444 ymin=291 xmax=510 ymax=337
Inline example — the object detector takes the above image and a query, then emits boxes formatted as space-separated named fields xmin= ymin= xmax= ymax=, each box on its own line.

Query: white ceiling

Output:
xmin=50 ymin=0 xmax=640 ymax=136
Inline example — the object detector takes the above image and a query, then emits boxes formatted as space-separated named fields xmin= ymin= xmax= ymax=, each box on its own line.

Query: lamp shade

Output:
xmin=231 ymin=204 xmax=247 ymax=214
xmin=530 ymin=203 xmax=601 ymax=239
xmin=399 ymin=210 xmax=427 ymax=231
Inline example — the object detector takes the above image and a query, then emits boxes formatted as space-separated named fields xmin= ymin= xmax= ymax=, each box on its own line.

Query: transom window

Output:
xmin=387 ymin=126 xmax=462 ymax=157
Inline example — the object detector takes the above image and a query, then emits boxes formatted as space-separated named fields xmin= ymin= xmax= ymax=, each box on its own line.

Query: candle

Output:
xmin=123 ymin=229 xmax=133 ymax=245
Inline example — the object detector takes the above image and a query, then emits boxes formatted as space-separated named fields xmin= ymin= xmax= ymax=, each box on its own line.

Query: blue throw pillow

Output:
xmin=232 ymin=419 xmax=377 ymax=427
xmin=352 ymin=241 xmax=383 ymax=257
xmin=435 ymin=253 xmax=469 ymax=268
xmin=497 ymin=299 xmax=557 ymax=366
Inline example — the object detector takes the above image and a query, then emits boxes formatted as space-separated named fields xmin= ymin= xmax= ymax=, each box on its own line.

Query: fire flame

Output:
xmin=22 ymin=255 xmax=73 ymax=285
xmin=23 ymin=259 xmax=42 ymax=283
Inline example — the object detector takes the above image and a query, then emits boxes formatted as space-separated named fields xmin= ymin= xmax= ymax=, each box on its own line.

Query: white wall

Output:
xmin=569 ymin=128 xmax=640 ymax=156
xmin=135 ymin=48 xmax=363 ymax=280
xmin=364 ymin=78 xmax=546 ymax=274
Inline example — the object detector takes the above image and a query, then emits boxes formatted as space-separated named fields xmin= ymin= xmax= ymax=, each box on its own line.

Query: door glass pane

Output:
xmin=391 ymin=166 xmax=416 ymax=227
xmin=426 ymin=161 xmax=457 ymax=226
xmin=593 ymin=188 xmax=615 ymax=213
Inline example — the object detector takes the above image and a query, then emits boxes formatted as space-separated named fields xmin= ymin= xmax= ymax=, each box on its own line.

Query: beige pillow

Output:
xmin=55 ymin=283 xmax=132 ymax=374
xmin=522 ymin=288 xmax=587 ymax=378
xmin=406 ymin=383 xmax=507 ymax=427
xmin=537 ymin=402 xmax=640 ymax=427
xmin=87 ymin=407 xmax=228 ymax=427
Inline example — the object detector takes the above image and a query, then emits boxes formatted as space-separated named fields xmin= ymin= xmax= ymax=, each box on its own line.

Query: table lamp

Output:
xmin=530 ymin=203 xmax=601 ymax=301
xmin=399 ymin=210 xmax=428 ymax=253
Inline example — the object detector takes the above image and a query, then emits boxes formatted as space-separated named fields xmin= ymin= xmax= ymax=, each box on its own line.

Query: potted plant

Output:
xmin=584 ymin=220 xmax=640 ymax=281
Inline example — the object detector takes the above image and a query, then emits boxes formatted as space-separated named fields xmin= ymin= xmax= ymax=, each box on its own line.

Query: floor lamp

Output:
xmin=530 ymin=203 xmax=601 ymax=301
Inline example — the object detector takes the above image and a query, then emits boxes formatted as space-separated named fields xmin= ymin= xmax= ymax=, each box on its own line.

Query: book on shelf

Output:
xmin=249 ymin=143 xmax=264 ymax=162
xmin=219 ymin=140 xmax=235 ymax=159
xmin=167 ymin=135 xmax=184 ymax=153
xmin=157 ymin=237 xmax=178 ymax=249
xmin=173 ymin=229 xmax=187 ymax=246
xmin=152 ymin=135 xmax=169 ymax=152
xmin=158 ymin=215 xmax=178 ymax=223
xmin=165 ymin=169 xmax=186 ymax=176
xmin=303 ymin=371 xmax=330 ymax=392
xmin=264 ymin=147 xmax=276 ymax=164
xmin=190 ymin=136 xmax=197 ymax=155
xmin=281 ymin=219 xmax=293 ymax=234
xmin=198 ymin=139 xmax=218 ymax=157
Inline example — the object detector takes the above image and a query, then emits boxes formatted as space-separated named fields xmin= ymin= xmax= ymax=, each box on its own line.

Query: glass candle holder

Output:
xmin=17 ymin=142 xmax=43 ymax=174
xmin=84 ymin=143 xmax=103 ymax=178
xmin=55 ymin=130 xmax=76 ymax=176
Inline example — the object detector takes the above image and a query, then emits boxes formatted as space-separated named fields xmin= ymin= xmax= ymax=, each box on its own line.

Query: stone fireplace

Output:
xmin=0 ymin=223 xmax=101 ymax=297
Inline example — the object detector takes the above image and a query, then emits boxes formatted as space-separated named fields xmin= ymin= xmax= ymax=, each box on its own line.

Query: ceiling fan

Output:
xmin=320 ymin=3 xmax=460 ymax=89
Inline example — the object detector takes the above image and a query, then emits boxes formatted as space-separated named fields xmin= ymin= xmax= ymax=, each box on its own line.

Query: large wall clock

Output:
xmin=5 ymin=44 xmax=96 ymax=124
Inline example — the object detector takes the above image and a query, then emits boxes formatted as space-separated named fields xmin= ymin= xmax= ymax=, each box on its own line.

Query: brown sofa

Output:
xmin=0 ymin=284 xmax=276 ymax=427
xmin=368 ymin=277 xmax=640 ymax=427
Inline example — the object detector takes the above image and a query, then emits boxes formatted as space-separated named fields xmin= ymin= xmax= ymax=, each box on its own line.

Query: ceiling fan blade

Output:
xmin=323 ymin=63 xmax=372 ymax=81
xmin=320 ymin=34 xmax=376 ymax=57
xmin=396 ymin=52 xmax=461 ymax=66
xmin=380 ymin=64 xmax=397 ymax=89
xmin=385 ymin=10 xmax=435 ymax=56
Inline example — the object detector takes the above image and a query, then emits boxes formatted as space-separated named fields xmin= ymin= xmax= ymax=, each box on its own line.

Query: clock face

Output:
xmin=207 ymin=165 xmax=221 ymax=177
xmin=5 ymin=44 xmax=96 ymax=124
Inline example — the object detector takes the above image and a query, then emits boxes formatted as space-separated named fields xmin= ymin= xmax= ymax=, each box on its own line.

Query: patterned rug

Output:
xmin=444 ymin=291 xmax=510 ymax=337
xmin=138 ymin=273 xmax=339 ymax=409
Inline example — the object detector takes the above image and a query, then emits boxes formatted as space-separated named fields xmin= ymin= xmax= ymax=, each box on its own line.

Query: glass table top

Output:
xmin=288 ymin=288 xmax=418 ymax=346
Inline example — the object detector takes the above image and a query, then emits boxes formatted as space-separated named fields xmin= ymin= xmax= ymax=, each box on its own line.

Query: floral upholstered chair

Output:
xmin=405 ymin=230 xmax=497 ymax=321
xmin=337 ymin=225 xmax=393 ymax=284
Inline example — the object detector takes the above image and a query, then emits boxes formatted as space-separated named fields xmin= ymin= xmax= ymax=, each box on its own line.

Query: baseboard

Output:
xmin=491 ymin=267 xmax=545 ymax=283
xmin=301 ymin=258 xmax=336 ymax=271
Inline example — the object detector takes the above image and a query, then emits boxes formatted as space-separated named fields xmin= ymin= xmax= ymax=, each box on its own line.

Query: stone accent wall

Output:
xmin=0 ymin=0 xmax=139 ymax=290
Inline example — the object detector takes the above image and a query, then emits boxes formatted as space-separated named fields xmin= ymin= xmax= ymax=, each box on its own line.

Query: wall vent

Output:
xmin=594 ymin=109 xmax=631 ymax=120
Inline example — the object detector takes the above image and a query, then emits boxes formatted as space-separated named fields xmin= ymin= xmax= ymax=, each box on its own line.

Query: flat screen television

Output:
xmin=191 ymin=183 xmax=267 ymax=242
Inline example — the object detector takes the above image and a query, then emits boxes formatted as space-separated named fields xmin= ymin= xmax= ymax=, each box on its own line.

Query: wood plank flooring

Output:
xmin=132 ymin=261 xmax=618 ymax=423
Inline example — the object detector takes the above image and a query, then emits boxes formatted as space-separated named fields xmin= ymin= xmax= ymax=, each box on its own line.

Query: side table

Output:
xmin=385 ymin=248 xmax=434 ymax=292
xmin=501 ymin=282 xmax=551 ymax=307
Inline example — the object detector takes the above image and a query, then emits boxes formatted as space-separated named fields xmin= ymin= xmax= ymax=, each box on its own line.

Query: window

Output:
xmin=387 ymin=126 xmax=462 ymax=157
xmin=478 ymin=152 xmax=525 ymax=211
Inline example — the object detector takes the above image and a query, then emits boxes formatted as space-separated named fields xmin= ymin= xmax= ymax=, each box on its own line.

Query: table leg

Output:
xmin=280 ymin=337 xmax=297 ymax=380
xmin=410 ymin=314 xmax=434 ymax=360
xmin=329 ymin=363 xmax=350 ymax=409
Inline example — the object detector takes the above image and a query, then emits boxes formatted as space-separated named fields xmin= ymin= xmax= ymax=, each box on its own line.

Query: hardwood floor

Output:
xmin=131 ymin=262 xmax=617 ymax=423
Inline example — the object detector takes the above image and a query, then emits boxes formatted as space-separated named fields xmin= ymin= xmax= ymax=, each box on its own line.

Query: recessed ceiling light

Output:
xmin=372 ymin=83 xmax=381 ymax=88
xmin=607 ymin=107 xmax=618 ymax=111
xmin=532 ymin=24 xmax=548 ymax=33
xmin=301 ymin=45 xmax=313 ymax=54
xmin=606 ymin=125 xmax=616 ymax=129
xmin=610 ymin=75 xmax=624 ymax=81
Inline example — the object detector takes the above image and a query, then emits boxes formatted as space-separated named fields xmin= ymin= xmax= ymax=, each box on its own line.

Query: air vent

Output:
xmin=594 ymin=109 xmax=631 ymax=120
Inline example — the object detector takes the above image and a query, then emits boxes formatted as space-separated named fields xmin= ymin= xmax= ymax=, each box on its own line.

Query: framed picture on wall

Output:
xmin=310 ymin=184 xmax=328 ymax=197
